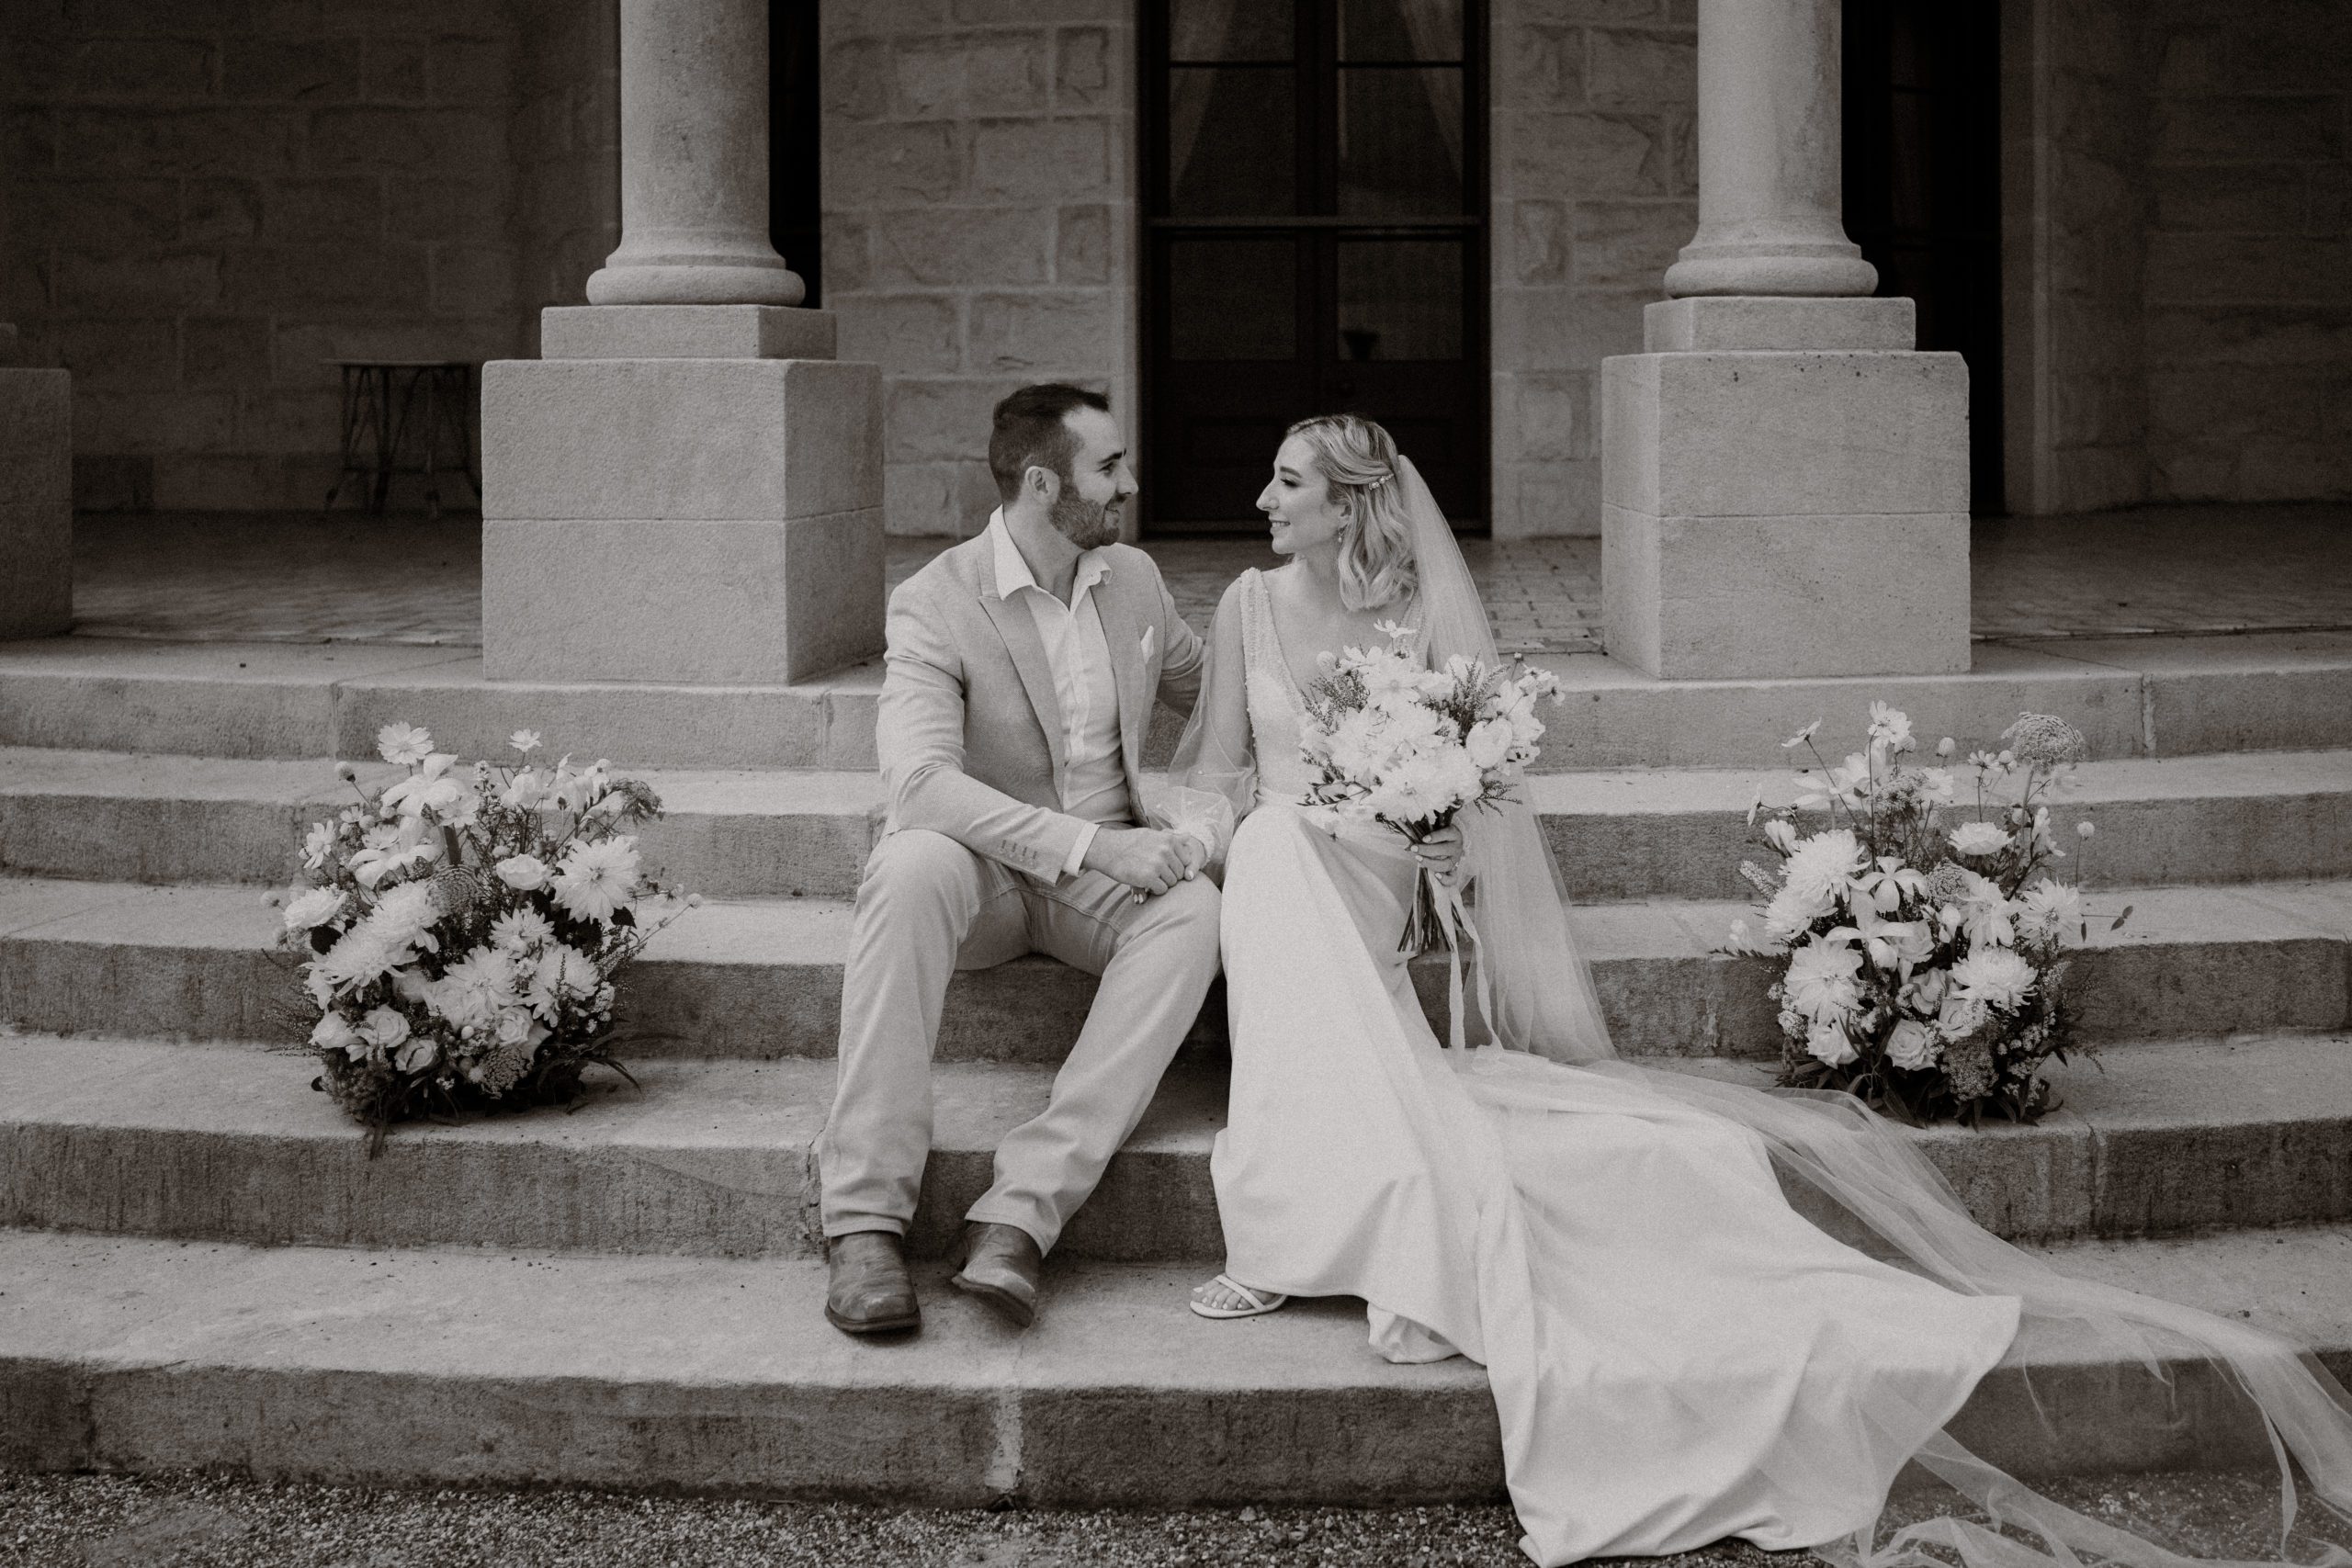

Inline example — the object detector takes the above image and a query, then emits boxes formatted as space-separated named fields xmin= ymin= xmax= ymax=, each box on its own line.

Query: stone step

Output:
xmin=3 ymin=631 xmax=2348 ymax=770
xmin=6 ymin=747 xmax=2349 ymax=902
xmin=4 ymin=1033 xmax=2346 ymax=1262
xmin=4 ymin=1222 xmax=2346 ymax=1503
xmin=2 ymin=876 xmax=2345 ymax=1060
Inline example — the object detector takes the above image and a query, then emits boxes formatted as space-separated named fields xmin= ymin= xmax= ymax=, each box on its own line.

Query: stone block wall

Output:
xmin=0 ymin=0 xmax=613 ymax=513
xmin=512 ymin=0 xmax=618 ymax=360
xmin=820 ymin=0 xmax=1137 ymax=538
xmin=2141 ymin=0 xmax=2351 ymax=502
xmin=1488 ymin=0 xmax=1695 ymax=538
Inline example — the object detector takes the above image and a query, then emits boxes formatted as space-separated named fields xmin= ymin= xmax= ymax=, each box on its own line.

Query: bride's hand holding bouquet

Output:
xmin=1295 ymin=621 xmax=1564 ymax=960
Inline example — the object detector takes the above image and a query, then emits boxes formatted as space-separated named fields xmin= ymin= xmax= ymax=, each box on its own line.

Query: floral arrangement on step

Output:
xmin=279 ymin=722 xmax=693 ymax=1148
xmin=1725 ymin=705 xmax=2110 ymax=1126
xmin=1298 ymin=622 xmax=1564 ymax=960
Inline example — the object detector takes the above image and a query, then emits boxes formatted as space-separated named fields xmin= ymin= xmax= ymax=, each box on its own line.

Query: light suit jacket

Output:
xmin=876 ymin=531 xmax=1208 ymax=879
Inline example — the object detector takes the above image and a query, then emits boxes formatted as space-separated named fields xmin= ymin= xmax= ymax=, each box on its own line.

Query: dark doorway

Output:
xmin=1843 ymin=1 xmax=2004 ymax=513
xmin=771 ymin=0 xmax=821 ymax=305
xmin=1142 ymin=0 xmax=1487 ymax=533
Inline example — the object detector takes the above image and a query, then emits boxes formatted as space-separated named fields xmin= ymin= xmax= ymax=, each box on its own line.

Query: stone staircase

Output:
xmin=2 ymin=628 xmax=2350 ymax=1504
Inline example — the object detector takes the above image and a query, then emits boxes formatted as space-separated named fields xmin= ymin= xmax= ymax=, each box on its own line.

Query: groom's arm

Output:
xmin=1148 ymin=567 xmax=1208 ymax=716
xmin=876 ymin=581 xmax=1092 ymax=881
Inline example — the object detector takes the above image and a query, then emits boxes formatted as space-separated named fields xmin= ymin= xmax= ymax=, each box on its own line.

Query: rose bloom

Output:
xmin=497 ymin=854 xmax=554 ymax=891
xmin=1885 ymin=1017 xmax=1939 ymax=1071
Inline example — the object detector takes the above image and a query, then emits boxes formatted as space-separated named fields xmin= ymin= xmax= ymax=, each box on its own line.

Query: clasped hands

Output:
xmin=1085 ymin=824 xmax=1211 ymax=899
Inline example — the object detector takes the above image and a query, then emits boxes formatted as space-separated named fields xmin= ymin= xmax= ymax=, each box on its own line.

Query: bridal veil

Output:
xmin=1170 ymin=448 xmax=2352 ymax=1567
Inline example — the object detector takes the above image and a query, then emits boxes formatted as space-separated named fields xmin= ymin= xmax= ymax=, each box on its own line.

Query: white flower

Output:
xmin=311 ymin=1011 xmax=366 ymax=1057
xmin=394 ymin=1035 xmax=438 ymax=1074
xmin=1727 ymin=918 xmax=1751 ymax=949
xmin=282 ymin=886 xmax=344 ymax=932
xmin=2076 ymin=819 xmax=2097 ymax=840
xmin=348 ymin=830 xmax=437 ymax=888
xmin=310 ymin=882 xmax=440 ymax=996
xmin=1951 ymin=947 xmax=2037 ymax=1011
xmin=1761 ymin=818 xmax=1799 ymax=853
xmin=1915 ymin=768 xmax=1957 ymax=807
xmin=1783 ymin=940 xmax=1864 ymax=1022
xmin=1805 ymin=1019 xmax=1859 ymax=1066
xmin=301 ymin=820 xmax=337 ymax=871
xmin=490 ymin=907 xmax=555 ymax=953
xmin=377 ymin=722 xmax=434 ymax=766
xmin=1781 ymin=719 xmax=1822 ymax=750
xmin=1868 ymin=702 xmax=1915 ymax=755
xmin=510 ymin=729 xmax=543 ymax=754
xmin=1902 ymin=966 xmax=1949 ymax=1015
xmin=496 ymin=854 xmax=553 ymax=891
xmin=1936 ymin=737 xmax=1957 ymax=758
xmin=380 ymin=753 xmax=479 ymax=826
xmin=1465 ymin=717 xmax=1514 ymax=770
xmin=358 ymin=1006 xmax=411 ymax=1050
xmin=1781 ymin=829 xmax=1865 ymax=908
xmin=493 ymin=1006 xmax=537 ymax=1048
xmin=1949 ymin=821 xmax=2009 ymax=858
xmin=1764 ymin=880 xmax=1834 ymax=943
xmin=1885 ymin=1017 xmax=1939 ymax=1071
xmin=528 ymin=943 xmax=603 ymax=1019
xmin=552 ymin=836 xmax=641 ymax=925
xmin=1938 ymin=995 xmax=1990 ymax=1041
xmin=1374 ymin=619 xmax=1415 ymax=644
xmin=2017 ymin=880 xmax=2082 ymax=942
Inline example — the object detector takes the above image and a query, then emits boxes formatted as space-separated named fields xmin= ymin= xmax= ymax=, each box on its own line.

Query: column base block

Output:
xmin=480 ymin=355 xmax=886 ymax=686
xmin=1602 ymin=505 xmax=1969 ymax=680
xmin=1644 ymin=295 xmax=1916 ymax=352
xmin=1600 ymin=345 xmax=1971 ymax=680
xmin=0 ymin=368 xmax=74 ymax=639
xmin=483 ymin=512 xmax=882 ymax=687
xmin=541 ymin=305 xmax=836 ymax=362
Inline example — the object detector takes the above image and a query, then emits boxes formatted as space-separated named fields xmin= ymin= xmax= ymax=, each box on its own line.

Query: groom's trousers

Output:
xmin=817 ymin=826 xmax=1222 ymax=1252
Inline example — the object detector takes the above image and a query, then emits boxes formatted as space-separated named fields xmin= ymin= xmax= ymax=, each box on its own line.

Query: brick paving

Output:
xmin=63 ymin=504 xmax=2352 ymax=657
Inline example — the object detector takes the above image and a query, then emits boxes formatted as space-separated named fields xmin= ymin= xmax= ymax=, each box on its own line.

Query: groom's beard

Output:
xmin=1050 ymin=484 xmax=1121 ymax=550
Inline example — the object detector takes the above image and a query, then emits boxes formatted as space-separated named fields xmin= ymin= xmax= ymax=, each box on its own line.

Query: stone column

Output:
xmin=1599 ymin=0 xmax=1970 ymax=680
xmin=0 ymin=111 xmax=74 ymax=640
xmin=481 ymin=0 xmax=882 ymax=686
xmin=1662 ymin=0 xmax=1876 ymax=299
xmin=586 ymin=0 xmax=805 ymax=306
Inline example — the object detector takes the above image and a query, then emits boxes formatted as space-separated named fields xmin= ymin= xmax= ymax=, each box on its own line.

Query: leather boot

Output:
xmin=825 ymin=1230 xmax=920 ymax=1336
xmin=950 ymin=1221 xmax=1043 ymax=1328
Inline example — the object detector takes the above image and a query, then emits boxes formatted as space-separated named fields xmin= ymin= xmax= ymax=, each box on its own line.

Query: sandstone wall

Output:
xmin=0 ymin=0 xmax=614 ymax=513
xmin=820 ymin=0 xmax=1137 ymax=539
xmin=1488 ymin=0 xmax=1695 ymax=538
xmin=512 ymin=0 xmax=619 ymax=361
xmin=2142 ymin=0 xmax=2351 ymax=502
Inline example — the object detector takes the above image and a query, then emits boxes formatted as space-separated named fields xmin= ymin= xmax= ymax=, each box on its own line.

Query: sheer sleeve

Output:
xmin=1146 ymin=574 xmax=1254 ymax=874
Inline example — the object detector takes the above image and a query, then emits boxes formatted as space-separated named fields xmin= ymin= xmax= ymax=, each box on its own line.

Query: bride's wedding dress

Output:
xmin=1178 ymin=463 xmax=2352 ymax=1568
xmin=1214 ymin=568 xmax=2018 ymax=1559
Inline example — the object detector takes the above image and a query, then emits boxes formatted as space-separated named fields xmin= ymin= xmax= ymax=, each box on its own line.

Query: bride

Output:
xmin=1159 ymin=413 xmax=2352 ymax=1567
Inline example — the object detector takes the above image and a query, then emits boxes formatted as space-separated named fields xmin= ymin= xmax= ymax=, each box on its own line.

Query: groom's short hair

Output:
xmin=989 ymin=383 xmax=1112 ymax=502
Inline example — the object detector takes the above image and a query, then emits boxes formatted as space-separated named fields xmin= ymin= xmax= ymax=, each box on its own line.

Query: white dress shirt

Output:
xmin=987 ymin=513 xmax=1130 ymax=879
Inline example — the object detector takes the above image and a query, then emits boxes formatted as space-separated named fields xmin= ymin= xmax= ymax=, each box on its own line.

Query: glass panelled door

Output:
xmin=1145 ymin=0 xmax=1487 ymax=532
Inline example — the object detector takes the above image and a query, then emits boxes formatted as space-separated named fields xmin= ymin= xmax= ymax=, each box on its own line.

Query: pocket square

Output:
xmin=1138 ymin=625 xmax=1159 ymax=663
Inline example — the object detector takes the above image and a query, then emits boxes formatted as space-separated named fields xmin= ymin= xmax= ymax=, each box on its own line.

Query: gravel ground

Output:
xmin=5 ymin=1472 xmax=2349 ymax=1568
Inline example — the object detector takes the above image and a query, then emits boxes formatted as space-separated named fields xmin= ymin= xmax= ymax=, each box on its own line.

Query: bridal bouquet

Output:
xmin=1728 ymin=705 xmax=2104 ymax=1126
xmin=280 ymin=722 xmax=692 ymax=1147
xmin=1297 ymin=622 xmax=1565 ymax=955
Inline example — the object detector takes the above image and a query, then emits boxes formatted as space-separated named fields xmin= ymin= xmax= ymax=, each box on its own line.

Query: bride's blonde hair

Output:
xmin=1285 ymin=413 xmax=1418 ymax=612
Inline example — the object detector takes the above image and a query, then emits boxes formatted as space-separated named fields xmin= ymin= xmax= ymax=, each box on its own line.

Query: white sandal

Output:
xmin=1189 ymin=1273 xmax=1288 ymax=1320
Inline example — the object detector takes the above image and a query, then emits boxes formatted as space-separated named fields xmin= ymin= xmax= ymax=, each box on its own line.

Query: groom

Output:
xmin=816 ymin=383 xmax=1221 ymax=1336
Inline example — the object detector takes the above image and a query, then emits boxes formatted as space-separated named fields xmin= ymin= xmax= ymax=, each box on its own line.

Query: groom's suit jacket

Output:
xmin=876 ymin=529 xmax=1208 ymax=880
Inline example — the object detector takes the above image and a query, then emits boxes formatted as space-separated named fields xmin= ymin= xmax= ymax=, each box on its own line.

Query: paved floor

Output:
xmin=64 ymin=503 xmax=2352 ymax=657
